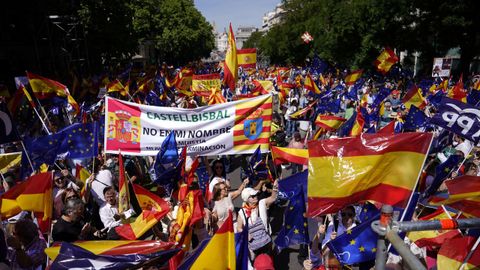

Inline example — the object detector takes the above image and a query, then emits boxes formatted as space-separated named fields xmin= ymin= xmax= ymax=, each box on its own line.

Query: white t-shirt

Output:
xmin=91 ymin=170 xmax=114 ymax=206
xmin=213 ymin=193 xmax=235 ymax=223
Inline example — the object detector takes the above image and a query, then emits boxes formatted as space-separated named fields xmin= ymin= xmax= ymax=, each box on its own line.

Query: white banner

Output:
xmin=104 ymin=95 xmax=272 ymax=156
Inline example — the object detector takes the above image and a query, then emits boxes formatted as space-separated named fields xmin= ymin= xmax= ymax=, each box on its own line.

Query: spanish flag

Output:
xmin=0 ymin=152 xmax=21 ymax=174
xmin=271 ymin=146 xmax=309 ymax=165
xmin=307 ymin=132 xmax=432 ymax=216
xmin=223 ymin=23 xmax=238 ymax=91
xmin=179 ymin=212 xmax=236 ymax=270
xmin=437 ymin=236 xmax=480 ymax=270
xmin=107 ymin=79 xmax=128 ymax=97
xmin=315 ymin=115 xmax=346 ymax=131
xmin=429 ymin=176 xmax=480 ymax=217
xmin=0 ymin=172 xmax=53 ymax=220
xmin=175 ymin=68 xmax=194 ymax=93
xmin=304 ymin=74 xmax=321 ymax=94
xmin=45 ymin=240 xmax=176 ymax=261
xmin=407 ymin=208 xmax=461 ymax=249
xmin=118 ymin=153 xmax=130 ymax=214
xmin=115 ymin=184 xmax=170 ymax=240
xmin=345 ymin=69 xmax=363 ymax=86
xmin=237 ymin=48 xmax=256 ymax=69
xmin=252 ymin=80 xmax=274 ymax=95
xmin=402 ymin=84 xmax=427 ymax=109
xmin=447 ymin=75 xmax=467 ymax=103
xmin=191 ymin=73 xmax=221 ymax=95
xmin=75 ymin=164 xmax=91 ymax=195
xmin=374 ymin=48 xmax=398 ymax=74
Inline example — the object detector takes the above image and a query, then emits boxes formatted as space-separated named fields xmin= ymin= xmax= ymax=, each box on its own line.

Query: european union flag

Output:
xmin=195 ymin=162 xmax=210 ymax=196
xmin=310 ymin=54 xmax=328 ymax=75
xmin=153 ymin=131 xmax=180 ymax=193
xmin=338 ymin=110 xmax=357 ymax=137
xmin=275 ymin=185 xmax=309 ymax=251
xmin=235 ymin=225 xmax=249 ymax=270
xmin=327 ymin=213 xmax=380 ymax=265
xmin=403 ymin=105 xmax=429 ymax=131
xmin=429 ymin=130 xmax=453 ymax=155
xmin=346 ymin=79 xmax=364 ymax=101
xmin=371 ymin=87 xmax=391 ymax=111
xmin=57 ymin=122 xmax=99 ymax=159
xmin=145 ymin=90 xmax=163 ymax=106
xmin=467 ymin=89 xmax=480 ymax=106
xmin=24 ymin=133 xmax=63 ymax=170
xmin=422 ymin=154 xmax=462 ymax=199
xmin=358 ymin=203 xmax=379 ymax=222
xmin=278 ymin=170 xmax=308 ymax=201
xmin=51 ymin=242 xmax=179 ymax=270
xmin=246 ymin=146 xmax=268 ymax=186
xmin=427 ymin=90 xmax=444 ymax=108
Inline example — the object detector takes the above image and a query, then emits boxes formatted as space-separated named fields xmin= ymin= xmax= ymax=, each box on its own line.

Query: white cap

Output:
xmin=241 ymin=187 xmax=259 ymax=202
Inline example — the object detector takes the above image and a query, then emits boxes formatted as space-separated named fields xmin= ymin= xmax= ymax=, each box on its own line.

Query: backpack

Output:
xmin=248 ymin=216 xmax=272 ymax=251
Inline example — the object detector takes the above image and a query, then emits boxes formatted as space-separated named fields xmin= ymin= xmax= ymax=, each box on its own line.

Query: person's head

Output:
xmin=465 ymin=162 xmax=478 ymax=176
xmin=293 ymin=132 xmax=301 ymax=142
xmin=103 ymin=186 xmax=117 ymax=206
xmin=13 ymin=219 xmax=39 ymax=246
xmin=211 ymin=160 xmax=225 ymax=178
xmin=340 ymin=205 xmax=356 ymax=228
xmin=384 ymin=100 xmax=392 ymax=111
xmin=62 ymin=198 xmax=85 ymax=221
xmin=241 ymin=187 xmax=259 ymax=207
xmin=322 ymin=250 xmax=342 ymax=270
xmin=212 ymin=182 xmax=228 ymax=201
xmin=391 ymin=90 xmax=400 ymax=98
xmin=253 ymin=253 xmax=274 ymax=270
xmin=54 ymin=172 xmax=67 ymax=188
xmin=62 ymin=187 xmax=80 ymax=204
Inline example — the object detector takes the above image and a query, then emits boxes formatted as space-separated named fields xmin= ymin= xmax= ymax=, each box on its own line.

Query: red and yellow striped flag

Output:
xmin=223 ymin=23 xmax=238 ymax=91
xmin=447 ymin=75 xmax=467 ymax=103
xmin=232 ymin=95 xmax=272 ymax=153
xmin=437 ymin=236 xmax=480 ymax=270
xmin=271 ymin=146 xmax=308 ymax=165
xmin=0 ymin=172 xmax=53 ymax=220
xmin=345 ymin=69 xmax=363 ymax=86
xmin=115 ymin=184 xmax=170 ymax=240
xmin=191 ymin=74 xmax=221 ymax=96
xmin=187 ymin=212 xmax=236 ymax=270
xmin=304 ymin=74 xmax=321 ymax=94
xmin=107 ymin=79 xmax=128 ymax=97
xmin=237 ymin=48 xmax=256 ymax=69
xmin=75 ymin=164 xmax=91 ymax=195
xmin=45 ymin=240 xmax=175 ymax=261
xmin=315 ymin=115 xmax=346 ymax=131
xmin=374 ymin=48 xmax=399 ymax=74
xmin=252 ymin=80 xmax=274 ymax=95
xmin=307 ymin=132 xmax=432 ymax=216
xmin=26 ymin=71 xmax=69 ymax=99
xmin=402 ymin=85 xmax=427 ymax=109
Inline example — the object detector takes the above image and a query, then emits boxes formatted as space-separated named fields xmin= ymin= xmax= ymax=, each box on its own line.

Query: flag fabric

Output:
xmin=246 ymin=145 xmax=268 ymax=185
xmin=429 ymin=176 xmax=480 ymax=217
xmin=315 ymin=115 xmax=346 ymax=131
xmin=467 ymin=89 xmax=480 ymax=106
xmin=117 ymin=153 xmax=130 ymax=214
xmin=327 ymin=213 xmax=380 ymax=265
xmin=191 ymin=74 xmax=222 ymax=95
xmin=430 ymin=97 xmax=480 ymax=143
xmin=252 ymin=80 xmax=274 ymax=95
xmin=374 ymin=48 xmax=399 ymax=74
xmin=403 ymin=105 xmax=429 ymax=131
xmin=402 ymin=85 xmax=427 ymax=109
xmin=45 ymin=240 xmax=176 ymax=261
xmin=429 ymin=129 xmax=453 ymax=155
xmin=9 ymin=77 xmax=29 ymax=113
xmin=107 ymin=79 xmax=128 ymax=96
xmin=26 ymin=71 xmax=69 ymax=99
xmin=346 ymin=79 xmax=364 ymax=101
xmin=0 ymin=102 xmax=20 ymax=144
xmin=207 ymin=86 xmax=226 ymax=105
xmin=237 ymin=48 xmax=257 ymax=69
xmin=275 ymin=185 xmax=309 ymax=250
xmin=304 ymin=74 xmax=321 ymax=94
xmin=423 ymin=154 xmax=462 ymax=199
xmin=437 ymin=236 xmax=480 ymax=270
xmin=345 ymin=70 xmax=363 ymax=86
xmin=447 ymin=76 xmax=467 ymax=103
xmin=179 ymin=212 xmax=236 ymax=270
xmin=235 ymin=224 xmax=249 ymax=270
xmin=50 ymin=242 xmax=179 ymax=270
xmin=223 ymin=23 xmax=238 ymax=91
xmin=0 ymin=152 xmax=21 ymax=174
xmin=278 ymin=170 xmax=308 ymax=202
xmin=152 ymin=131 xmax=180 ymax=193
xmin=371 ymin=87 xmax=392 ymax=110
xmin=56 ymin=122 xmax=99 ymax=159
xmin=289 ymin=101 xmax=317 ymax=120
xmin=407 ymin=208 xmax=462 ymax=249
xmin=75 ymin=164 xmax=90 ymax=195
xmin=307 ymin=132 xmax=432 ymax=216
xmin=310 ymin=54 xmax=328 ymax=75
xmin=337 ymin=109 xmax=364 ymax=137
xmin=271 ymin=146 xmax=308 ymax=165
xmin=301 ymin=31 xmax=313 ymax=44
xmin=0 ymin=172 xmax=53 ymax=220
xmin=115 ymin=184 xmax=170 ymax=240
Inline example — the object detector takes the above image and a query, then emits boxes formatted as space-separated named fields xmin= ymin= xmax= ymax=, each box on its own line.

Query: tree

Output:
xmin=131 ymin=0 xmax=215 ymax=65
xmin=242 ymin=31 xmax=263 ymax=49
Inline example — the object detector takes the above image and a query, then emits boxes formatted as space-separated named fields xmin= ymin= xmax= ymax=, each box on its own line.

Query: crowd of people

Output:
xmin=0 ymin=56 xmax=480 ymax=270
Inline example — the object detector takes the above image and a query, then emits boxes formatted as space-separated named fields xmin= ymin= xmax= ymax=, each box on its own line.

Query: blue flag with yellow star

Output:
xmin=403 ymin=105 xmax=429 ymax=131
xmin=327 ymin=213 xmax=380 ymax=265
xmin=56 ymin=122 xmax=99 ymax=159
xmin=275 ymin=185 xmax=309 ymax=251
xmin=422 ymin=154 xmax=462 ymax=199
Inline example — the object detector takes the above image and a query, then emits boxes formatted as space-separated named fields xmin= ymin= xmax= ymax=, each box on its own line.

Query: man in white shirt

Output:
xmin=99 ymin=187 xmax=135 ymax=239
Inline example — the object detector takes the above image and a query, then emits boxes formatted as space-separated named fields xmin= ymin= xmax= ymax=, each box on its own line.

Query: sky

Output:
xmin=194 ymin=0 xmax=281 ymax=32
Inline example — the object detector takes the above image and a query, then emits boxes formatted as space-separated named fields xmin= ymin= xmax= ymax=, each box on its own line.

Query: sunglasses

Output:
xmin=249 ymin=194 xmax=258 ymax=199
xmin=341 ymin=212 xmax=355 ymax=218
xmin=215 ymin=166 xmax=223 ymax=170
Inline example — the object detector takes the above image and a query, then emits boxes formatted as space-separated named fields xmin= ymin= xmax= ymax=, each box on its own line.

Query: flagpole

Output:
xmin=19 ymin=140 xmax=35 ymax=173
xmin=32 ymin=105 xmax=51 ymax=135
xmin=459 ymin=237 xmax=480 ymax=270
xmin=440 ymin=205 xmax=463 ymax=236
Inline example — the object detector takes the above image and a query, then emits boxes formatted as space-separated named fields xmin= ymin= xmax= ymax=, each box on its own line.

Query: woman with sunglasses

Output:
xmin=210 ymin=178 xmax=249 ymax=231
xmin=207 ymin=159 xmax=231 ymax=195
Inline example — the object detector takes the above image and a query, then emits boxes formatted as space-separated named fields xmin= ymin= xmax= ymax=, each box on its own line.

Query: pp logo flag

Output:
xmin=301 ymin=32 xmax=313 ymax=44
xmin=430 ymin=97 xmax=480 ymax=143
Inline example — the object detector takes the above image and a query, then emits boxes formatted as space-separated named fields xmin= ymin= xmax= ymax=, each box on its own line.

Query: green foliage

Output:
xmin=131 ymin=0 xmax=215 ymax=65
